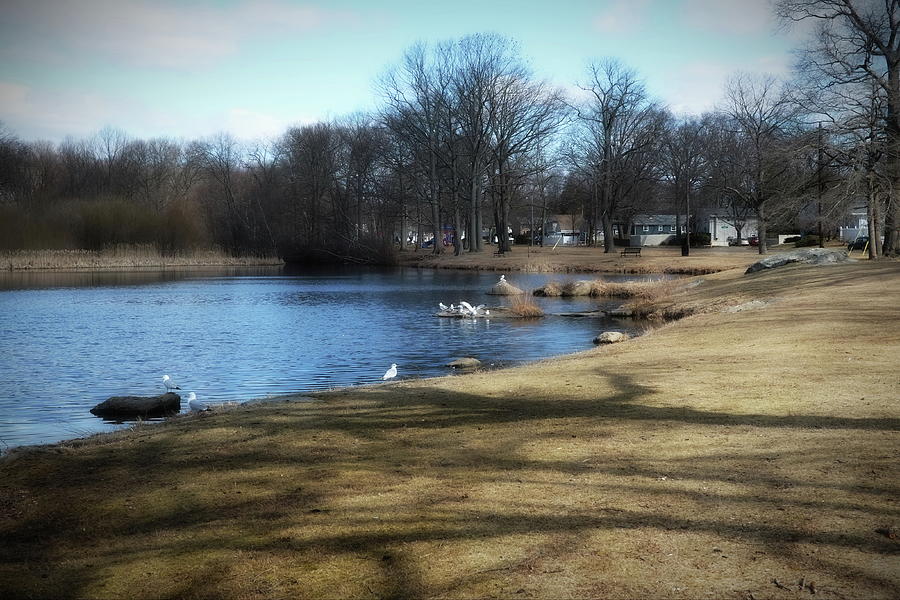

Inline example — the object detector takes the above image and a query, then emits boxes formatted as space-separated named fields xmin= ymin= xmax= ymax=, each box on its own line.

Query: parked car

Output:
xmin=748 ymin=235 xmax=759 ymax=246
xmin=847 ymin=236 xmax=869 ymax=250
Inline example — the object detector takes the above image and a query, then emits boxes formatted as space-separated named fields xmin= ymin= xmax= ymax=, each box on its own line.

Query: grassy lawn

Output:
xmin=1 ymin=258 xmax=898 ymax=599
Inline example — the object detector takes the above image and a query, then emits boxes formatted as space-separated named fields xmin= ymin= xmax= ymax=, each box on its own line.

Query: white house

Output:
xmin=706 ymin=214 xmax=759 ymax=246
xmin=838 ymin=207 xmax=868 ymax=241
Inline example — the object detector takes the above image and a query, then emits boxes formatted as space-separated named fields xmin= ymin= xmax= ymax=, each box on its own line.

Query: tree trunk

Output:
xmin=757 ymin=203 xmax=768 ymax=255
xmin=453 ymin=205 xmax=462 ymax=256
xmin=867 ymin=170 xmax=879 ymax=259
xmin=398 ymin=171 xmax=407 ymax=251
xmin=430 ymin=150 xmax=441 ymax=255
xmin=681 ymin=188 xmax=690 ymax=257
xmin=602 ymin=213 xmax=615 ymax=252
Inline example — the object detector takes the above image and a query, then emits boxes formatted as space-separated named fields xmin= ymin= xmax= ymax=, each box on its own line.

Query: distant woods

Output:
xmin=1 ymin=16 xmax=898 ymax=260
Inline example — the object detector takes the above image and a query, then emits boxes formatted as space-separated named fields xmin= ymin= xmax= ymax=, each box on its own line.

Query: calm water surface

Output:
xmin=0 ymin=266 xmax=655 ymax=449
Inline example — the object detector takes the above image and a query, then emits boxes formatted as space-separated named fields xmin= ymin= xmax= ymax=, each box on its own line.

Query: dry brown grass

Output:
xmin=401 ymin=245 xmax=796 ymax=275
xmin=2 ymin=245 xmax=282 ymax=270
xmin=507 ymin=293 xmax=545 ymax=317
xmin=1 ymin=261 xmax=899 ymax=599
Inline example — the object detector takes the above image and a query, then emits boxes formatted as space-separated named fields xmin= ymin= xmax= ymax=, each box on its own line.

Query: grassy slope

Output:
xmin=1 ymin=260 xmax=898 ymax=599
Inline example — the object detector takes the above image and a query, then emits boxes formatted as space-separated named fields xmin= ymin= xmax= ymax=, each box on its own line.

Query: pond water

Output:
xmin=0 ymin=266 xmax=659 ymax=449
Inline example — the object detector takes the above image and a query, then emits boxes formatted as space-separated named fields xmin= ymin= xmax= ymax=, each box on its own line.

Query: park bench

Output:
xmin=620 ymin=246 xmax=641 ymax=258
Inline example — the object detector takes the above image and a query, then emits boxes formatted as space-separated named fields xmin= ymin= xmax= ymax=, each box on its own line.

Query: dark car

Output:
xmin=748 ymin=235 xmax=759 ymax=246
xmin=847 ymin=236 xmax=869 ymax=250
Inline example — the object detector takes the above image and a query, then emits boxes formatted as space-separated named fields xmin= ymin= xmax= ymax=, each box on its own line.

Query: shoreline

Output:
xmin=1 ymin=256 xmax=898 ymax=598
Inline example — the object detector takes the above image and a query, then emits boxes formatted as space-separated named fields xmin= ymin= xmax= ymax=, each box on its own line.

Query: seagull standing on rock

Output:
xmin=382 ymin=363 xmax=398 ymax=381
xmin=162 ymin=375 xmax=180 ymax=392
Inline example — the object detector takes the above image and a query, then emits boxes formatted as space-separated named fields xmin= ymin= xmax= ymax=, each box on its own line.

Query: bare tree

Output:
xmin=777 ymin=0 xmax=899 ymax=255
xmin=721 ymin=73 xmax=804 ymax=254
xmin=379 ymin=42 xmax=453 ymax=255
xmin=661 ymin=114 xmax=711 ymax=255
xmin=574 ymin=59 xmax=663 ymax=252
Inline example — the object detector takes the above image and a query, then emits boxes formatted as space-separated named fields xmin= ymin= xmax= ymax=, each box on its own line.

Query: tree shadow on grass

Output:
xmin=1 ymin=368 xmax=898 ymax=598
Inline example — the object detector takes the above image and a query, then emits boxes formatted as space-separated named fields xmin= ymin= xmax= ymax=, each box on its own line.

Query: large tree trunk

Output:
xmin=468 ymin=176 xmax=482 ymax=253
xmin=602 ymin=213 xmax=615 ymax=252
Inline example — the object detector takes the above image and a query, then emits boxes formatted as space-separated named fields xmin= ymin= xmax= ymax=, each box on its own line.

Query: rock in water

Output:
xmin=563 ymin=280 xmax=593 ymax=296
xmin=447 ymin=357 xmax=482 ymax=369
xmin=91 ymin=392 xmax=181 ymax=418
xmin=745 ymin=248 xmax=850 ymax=274
xmin=593 ymin=331 xmax=630 ymax=345
xmin=487 ymin=279 xmax=524 ymax=295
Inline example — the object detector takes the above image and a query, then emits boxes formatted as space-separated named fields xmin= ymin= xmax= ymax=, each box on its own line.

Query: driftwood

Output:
xmin=91 ymin=392 xmax=181 ymax=418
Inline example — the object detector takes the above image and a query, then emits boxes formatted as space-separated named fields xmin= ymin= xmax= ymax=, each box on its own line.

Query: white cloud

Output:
xmin=226 ymin=108 xmax=290 ymax=141
xmin=658 ymin=55 xmax=793 ymax=115
xmin=593 ymin=0 xmax=651 ymax=34
xmin=681 ymin=0 xmax=774 ymax=36
xmin=2 ymin=0 xmax=358 ymax=69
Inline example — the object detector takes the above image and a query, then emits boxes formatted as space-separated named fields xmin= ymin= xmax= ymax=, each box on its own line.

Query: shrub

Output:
xmin=665 ymin=232 xmax=711 ymax=247
xmin=533 ymin=281 xmax=563 ymax=296
xmin=509 ymin=294 xmax=544 ymax=317
xmin=794 ymin=235 xmax=820 ymax=247
xmin=783 ymin=236 xmax=801 ymax=243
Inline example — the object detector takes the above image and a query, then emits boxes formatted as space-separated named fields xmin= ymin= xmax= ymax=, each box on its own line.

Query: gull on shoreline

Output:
xmin=382 ymin=363 xmax=398 ymax=381
xmin=187 ymin=392 xmax=209 ymax=412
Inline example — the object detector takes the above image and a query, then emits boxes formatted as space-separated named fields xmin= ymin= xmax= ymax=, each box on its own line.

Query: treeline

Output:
xmin=0 ymin=7 xmax=897 ymax=261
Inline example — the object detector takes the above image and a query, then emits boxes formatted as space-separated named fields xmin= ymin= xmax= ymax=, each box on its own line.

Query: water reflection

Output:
xmin=0 ymin=266 xmax=660 ymax=449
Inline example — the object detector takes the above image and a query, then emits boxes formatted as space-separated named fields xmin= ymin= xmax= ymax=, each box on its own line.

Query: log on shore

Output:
xmin=91 ymin=392 xmax=181 ymax=418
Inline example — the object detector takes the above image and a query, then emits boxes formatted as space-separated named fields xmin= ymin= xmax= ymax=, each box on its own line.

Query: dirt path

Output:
xmin=1 ymin=260 xmax=898 ymax=599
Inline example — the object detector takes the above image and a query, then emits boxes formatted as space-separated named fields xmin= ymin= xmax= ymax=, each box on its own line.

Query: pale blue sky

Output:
xmin=0 ymin=0 xmax=798 ymax=143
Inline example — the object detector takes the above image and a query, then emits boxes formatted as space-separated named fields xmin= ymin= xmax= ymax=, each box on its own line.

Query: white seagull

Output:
xmin=382 ymin=363 xmax=398 ymax=381
xmin=187 ymin=392 xmax=209 ymax=412
xmin=162 ymin=375 xmax=180 ymax=392
xmin=459 ymin=301 xmax=477 ymax=315
xmin=499 ymin=274 xmax=506 ymax=282
xmin=439 ymin=302 xmax=449 ymax=311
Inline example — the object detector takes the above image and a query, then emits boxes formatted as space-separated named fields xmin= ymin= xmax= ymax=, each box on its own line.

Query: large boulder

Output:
xmin=91 ymin=392 xmax=181 ymax=418
xmin=593 ymin=331 xmax=630 ymax=345
xmin=487 ymin=278 xmax=524 ymax=295
xmin=447 ymin=357 xmax=482 ymax=369
xmin=745 ymin=248 xmax=850 ymax=274
xmin=562 ymin=280 xmax=594 ymax=296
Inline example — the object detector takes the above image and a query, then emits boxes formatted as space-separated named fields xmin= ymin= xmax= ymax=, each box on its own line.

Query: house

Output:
xmin=629 ymin=215 xmax=682 ymax=246
xmin=705 ymin=214 xmax=759 ymax=246
xmin=543 ymin=214 xmax=584 ymax=246
xmin=838 ymin=207 xmax=867 ymax=241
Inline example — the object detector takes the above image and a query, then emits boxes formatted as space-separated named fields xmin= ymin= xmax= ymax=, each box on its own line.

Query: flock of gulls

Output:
xmin=157 ymin=275 xmax=509 ymax=409
xmin=438 ymin=301 xmax=489 ymax=316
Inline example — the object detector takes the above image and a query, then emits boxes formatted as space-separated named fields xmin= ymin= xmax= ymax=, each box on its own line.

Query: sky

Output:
xmin=0 ymin=0 xmax=802 ymax=144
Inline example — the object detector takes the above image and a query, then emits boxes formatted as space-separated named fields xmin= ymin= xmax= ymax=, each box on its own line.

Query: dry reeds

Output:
xmin=589 ymin=278 xmax=677 ymax=300
xmin=508 ymin=293 xmax=545 ymax=317
xmin=2 ymin=245 xmax=282 ymax=271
